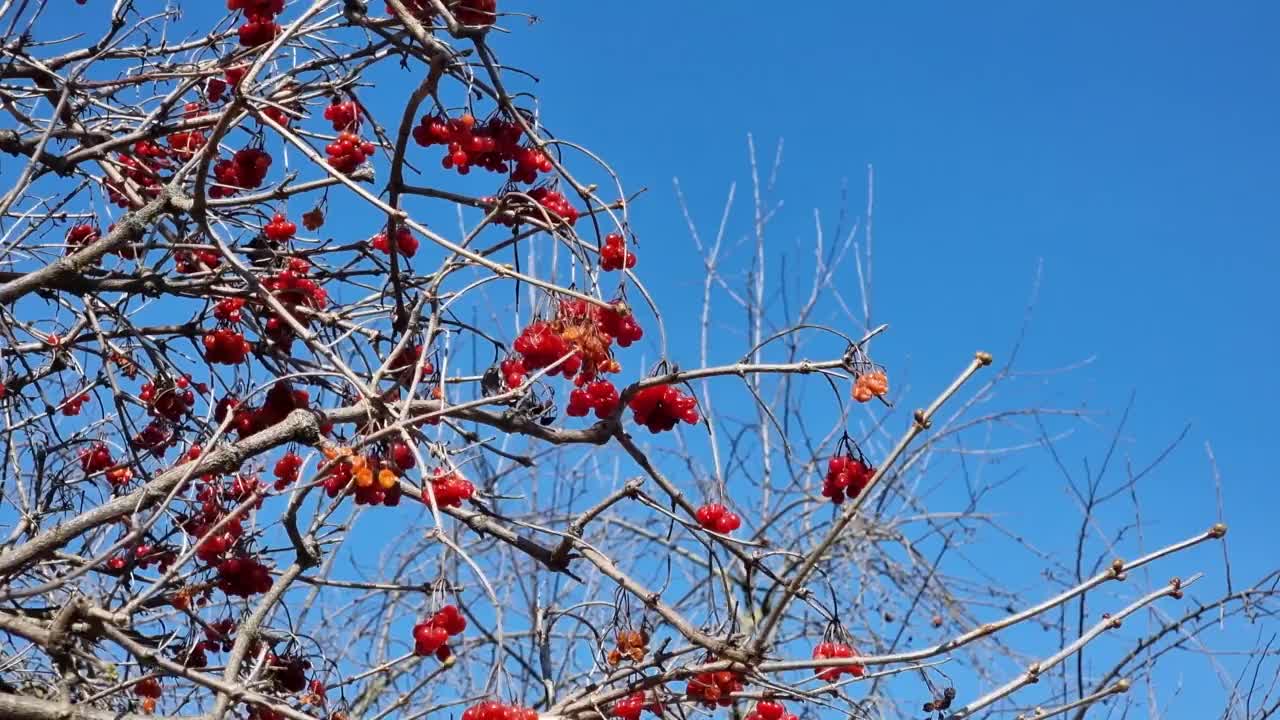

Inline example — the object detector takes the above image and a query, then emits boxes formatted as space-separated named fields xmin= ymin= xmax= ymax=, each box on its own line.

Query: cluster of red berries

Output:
xmin=133 ymin=677 xmax=162 ymax=712
xmin=527 ymin=187 xmax=578 ymax=226
xmin=79 ymin=443 xmax=133 ymax=487
xmin=427 ymin=468 xmax=475 ymax=508
xmin=325 ymin=132 xmax=376 ymax=173
xmin=168 ymin=103 xmax=208 ymax=158
xmin=264 ymin=212 xmax=297 ymax=243
xmin=461 ymin=701 xmax=537 ymax=720
xmin=141 ymin=376 xmax=197 ymax=421
xmin=628 ymin=384 xmax=699 ymax=434
xmin=370 ymin=227 xmax=419 ymax=258
xmin=217 ymin=382 xmax=311 ymax=439
xmin=745 ymin=701 xmax=798 ymax=720
xmin=388 ymin=344 xmax=434 ymax=387
xmin=273 ymin=451 xmax=302 ymax=491
xmin=214 ymin=298 xmax=247 ymax=323
xmin=389 ymin=442 xmax=416 ymax=471
xmin=132 ymin=419 xmax=178 ymax=457
xmin=182 ymin=618 xmax=237 ymax=668
xmin=695 ymin=503 xmax=742 ymax=534
xmin=323 ymin=100 xmax=361 ymax=132
xmin=821 ymin=454 xmax=874 ymax=505
xmin=107 ymin=141 xmax=170 ymax=207
xmin=80 ymin=443 xmax=114 ymax=474
xmin=412 ymin=113 xmax=551 ymax=180
xmin=319 ymin=450 xmax=402 ymax=506
xmin=412 ymin=604 xmax=467 ymax=659
xmin=61 ymin=391 xmax=91 ymax=416
xmin=229 ymin=0 xmax=284 ymax=47
xmin=216 ymin=555 xmax=273 ymax=597
xmin=176 ymin=249 xmax=221 ymax=274
xmin=267 ymin=654 xmax=312 ymax=693
xmin=513 ymin=321 xmax=579 ymax=378
xmin=389 ymin=0 xmax=497 ymax=26
xmin=65 ymin=223 xmax=100 ymax=253
xmin=203 ymin=328 xmax=252 ymax=365
xmin=106 ymin=543 xmax=176 ymax=572
xmin=505 ymin=299 xmax=642 ymax=393
xmin=610 ymin=691 xmax=663 ymax=720
xmin=261 ymin=258 xmax=329 ymax=353
xmin=812 ymin=641 xmax=865 ymax=681
xmin=567 ymin=379 xmax=620 ymax=419
xmin=686 ymin=669 xmax=744 ymax=708
xmin=600 ymin=233 xmax=636 ymax=271
xmin=211 ymin=148 xmax=272 ymax=198
xmin=206 ymin=66 xmax=247 ymax=104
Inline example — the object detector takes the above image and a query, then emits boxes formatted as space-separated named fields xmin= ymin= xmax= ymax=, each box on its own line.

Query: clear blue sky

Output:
xmin=493 ymin=1 xmax=1279 ymax=711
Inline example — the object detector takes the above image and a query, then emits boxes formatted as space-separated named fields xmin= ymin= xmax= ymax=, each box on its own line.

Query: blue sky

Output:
xmin=488 ymin=0 xmax=1279 ymax=711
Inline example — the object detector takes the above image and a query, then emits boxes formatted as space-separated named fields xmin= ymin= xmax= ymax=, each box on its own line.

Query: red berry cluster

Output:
xmin=628 ymin=384 xmax=699 ymax=434
xmin=211 ymin=148 xmax=272 ymax=198
xmin=427 ymin=467 xmax=474 ymax=508
xmin=229 ymin=0 xmax=284 ymax=47
xmin=567 ymin=379 xmax=620 ymax=418
xmin=80 ymin=443 xmax=114 ymax=474
xmin=461 ymin=701 xmax=537 ymax=720
xmin=499 ymin=357 xmax=527 ymax=389
xmin=694 ymin=503 xmax=741 ymax=534
xmin=107 ymin=142 xmax=170 ymax=207
xmin=264 ymin=212 xmax=297 ymax=243
xmin=527 ymin=186 xmax=578 ymax=225
xmin=388 ymin=344 xmax=434 ymax=387
xmin=261 ymin=258 xmax=329 ymax=353
xmin=746 ymin=701 xmax=798 ymax=720
xmin=107 ymin=543 xmax=176 ymax=572
xmin=214 ymin=298 xmax=247 ymax=323
xmin=219 ymin=382 xmax=311 ymax=439
xmin=370 ymin=226 xmax=419 ymax=258
xmin=132 ymin=419 xmax=178 ymax=457
xmin=179 ymin=618 xmax=236 ymax=668
xmin=176 ymin=249 xmax=221 ymax=274
xmin=323 ymin=100 xmax=361 ymax=132
xmin=273 ymin=451 xmax=302 ymax=491
xmin=389 ymin=442 xmax=415 ymax=471
xmin=412 ymin=113 xmax=551 ymax=181
xmin=392 ymin=0 xmax=497 ymax=25
xmin=325 ymin=132 xmax=376 ymax=173
xmin=811 ymin=641 xmax=865 ymax=681
xmin=216 ymin=555 xmax=273 ymax=597
xmin=600 ymin=232 xmax=636 ymax=271
xmin=267 ymin=653 xmax=312 ymax=693
xmin=140 ymin=376 xmax=196 ymax=421
xmin=203 ymin=328 xmax=251 ymax=365
xmin=513 ymin=321 xmax=579 ymax=378
xmin=412 ymin=603 xmax=467 ymax=659
xmin=61 ymin=391 xmax=91 ymax=416
xmin=168 ymin=103 xmax=208 ymax=158
xmin=134 ymin=676 xmax=161 ymax=713
xmin=686 ymin=669 xmax=744 ymax=708
xmin=821 ymin=454 xmax=874 ymax=505
xmin=505 ymin=300 xmax=642 ymax=393
xmin=65 ymin=223 xmax=100 ymax=253
xmin=610 ymin=691 xmax=663 ymax=720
